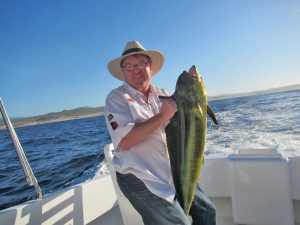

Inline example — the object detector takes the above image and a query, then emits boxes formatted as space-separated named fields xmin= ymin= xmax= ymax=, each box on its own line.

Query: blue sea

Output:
xmin=0 ymin=89 xmax=299 ymax=210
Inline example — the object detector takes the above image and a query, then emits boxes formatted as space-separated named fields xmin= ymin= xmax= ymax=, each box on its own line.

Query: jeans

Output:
xmin=116 ymin=172 xmax=216 ymax=225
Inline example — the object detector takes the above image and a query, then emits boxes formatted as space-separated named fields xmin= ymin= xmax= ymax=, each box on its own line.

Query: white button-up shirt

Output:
xmin=104 ymin=82 xmax=175 ymax=202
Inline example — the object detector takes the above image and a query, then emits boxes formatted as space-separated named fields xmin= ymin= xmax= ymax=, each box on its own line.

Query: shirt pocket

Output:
xmin=128 ymin=102 xmax=153 ymax=122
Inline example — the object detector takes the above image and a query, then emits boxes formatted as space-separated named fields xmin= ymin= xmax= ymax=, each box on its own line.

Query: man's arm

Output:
xmin=118 ymin=98 xmax=177 ymax=151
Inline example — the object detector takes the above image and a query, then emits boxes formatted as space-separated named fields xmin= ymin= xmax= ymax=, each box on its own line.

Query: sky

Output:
xmin=0 ymin=0 xmax=299 ymax=118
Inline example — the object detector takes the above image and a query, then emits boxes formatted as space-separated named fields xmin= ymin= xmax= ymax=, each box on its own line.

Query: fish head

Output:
xmin=175 ymin=65 xmax=206 ymax=104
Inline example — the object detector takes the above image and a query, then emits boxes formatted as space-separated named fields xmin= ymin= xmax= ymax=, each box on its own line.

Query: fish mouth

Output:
xmin=188 ymin=65 xmax=197 ymax=78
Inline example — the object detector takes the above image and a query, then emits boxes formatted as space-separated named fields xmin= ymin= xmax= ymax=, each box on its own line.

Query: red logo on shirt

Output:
xmin=110 ymin=121 xmax=118 ymax=130
xmin=127 ymin=98 xmax=135 ymax=103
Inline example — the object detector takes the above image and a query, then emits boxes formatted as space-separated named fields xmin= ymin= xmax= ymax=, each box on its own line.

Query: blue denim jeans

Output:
xmin=116 ymin=172 xmax=216 ymax=225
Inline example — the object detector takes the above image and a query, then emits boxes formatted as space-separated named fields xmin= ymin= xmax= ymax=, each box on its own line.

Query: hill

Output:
xmin=0 ymin=107 xmax=104 ymax=130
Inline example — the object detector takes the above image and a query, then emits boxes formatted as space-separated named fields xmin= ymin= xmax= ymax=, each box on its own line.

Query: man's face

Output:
xmin=121 ymin=54 xmax=152 ymax=93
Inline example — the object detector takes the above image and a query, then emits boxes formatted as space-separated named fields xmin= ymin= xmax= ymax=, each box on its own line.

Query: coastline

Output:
xmin=208 ymin=84 xmax=300 ymax=101
xmin=0 ymin=112 xmax=104 ymax=130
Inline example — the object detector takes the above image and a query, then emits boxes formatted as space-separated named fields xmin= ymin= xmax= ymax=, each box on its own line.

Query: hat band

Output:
xmin=122 ymin=48 xmax=144 ymax=56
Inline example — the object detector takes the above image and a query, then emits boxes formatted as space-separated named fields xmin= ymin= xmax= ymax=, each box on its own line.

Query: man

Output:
xmin=105 ymin=40 xmax=216 ymax=225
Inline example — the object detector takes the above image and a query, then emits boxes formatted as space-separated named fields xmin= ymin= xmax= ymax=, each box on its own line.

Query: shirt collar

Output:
xmin=122 ymin=82 xmax=157 ymax=97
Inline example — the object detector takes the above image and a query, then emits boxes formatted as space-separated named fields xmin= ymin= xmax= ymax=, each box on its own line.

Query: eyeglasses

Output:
xmin=121 ymin=61 xmax=150 ymax=72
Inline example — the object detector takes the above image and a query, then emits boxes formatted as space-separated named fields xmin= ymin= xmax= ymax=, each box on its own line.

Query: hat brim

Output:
xmin=107 ymin=50 xmax=164 ymax=81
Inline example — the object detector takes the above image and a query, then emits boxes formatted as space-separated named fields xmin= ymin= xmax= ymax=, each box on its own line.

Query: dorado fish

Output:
xmin=160 ymin=65 xmax=218 ymax=215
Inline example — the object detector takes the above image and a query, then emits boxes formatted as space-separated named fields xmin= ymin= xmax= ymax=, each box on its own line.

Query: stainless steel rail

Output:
xmin=0 ymin=98 xmax=42 ymax=198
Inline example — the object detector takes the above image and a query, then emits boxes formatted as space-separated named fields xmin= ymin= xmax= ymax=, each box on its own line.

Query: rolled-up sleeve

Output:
xmin=105 ymin=90 xmax=135 ymax=149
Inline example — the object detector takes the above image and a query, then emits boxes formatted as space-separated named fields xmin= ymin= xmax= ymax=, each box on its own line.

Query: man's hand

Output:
xmin=160 ymin=98 xmax=178 ymax=121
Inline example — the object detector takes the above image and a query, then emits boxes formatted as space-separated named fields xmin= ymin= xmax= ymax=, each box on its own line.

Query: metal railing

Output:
xmin=0 ymin=98 xmax=42 ymax=198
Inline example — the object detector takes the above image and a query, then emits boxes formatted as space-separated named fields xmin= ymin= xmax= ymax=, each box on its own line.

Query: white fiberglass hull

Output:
xmin=0 ymin=146 xmax=299 ymax=225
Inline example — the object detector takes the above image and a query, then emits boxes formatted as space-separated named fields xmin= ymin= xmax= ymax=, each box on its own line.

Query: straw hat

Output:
xmin=107 ymin=40 xmax=164 ymax=81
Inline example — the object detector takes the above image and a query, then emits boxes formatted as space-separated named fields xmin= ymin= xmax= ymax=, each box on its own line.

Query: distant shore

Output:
xmin=208 ymin=84 xmax=300 ymax=101
xmin=0 ymin=111 xmax=104 ymax=130
xmin=1 ymin=84 xmax=299 ymax=130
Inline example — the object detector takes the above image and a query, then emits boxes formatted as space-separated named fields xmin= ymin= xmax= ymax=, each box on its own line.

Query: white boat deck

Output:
xmin=0 ymin=145 xmax=300 ymax=225
xmin=87 ymin=203 xmax=238 ymax=225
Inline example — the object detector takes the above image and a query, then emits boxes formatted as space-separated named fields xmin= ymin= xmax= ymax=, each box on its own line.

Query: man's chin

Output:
xmin=134 ymin=76 xmax=146 ymax=82
xmin=135 ymin=82 xmax=150 ymax=91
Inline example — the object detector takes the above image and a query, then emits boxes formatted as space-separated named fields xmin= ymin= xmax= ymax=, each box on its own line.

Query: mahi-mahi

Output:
xmin=160 ymin=65 xmax=218 ymax=215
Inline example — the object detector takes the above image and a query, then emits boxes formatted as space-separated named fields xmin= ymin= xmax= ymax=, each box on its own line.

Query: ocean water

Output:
xmin=206 ymin=89 xmax=300 ymax=155
xmin=0 ymin=89 xmax=299 ymax=210
xmin=0 ymin=116 xmax=111 ymax=210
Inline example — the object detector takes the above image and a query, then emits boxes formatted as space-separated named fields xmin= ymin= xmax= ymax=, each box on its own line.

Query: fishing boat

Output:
xmin=1 ymin=97 xmax=300 ymax=225
xmin=0 ymin=144 xmax=299 ymax=225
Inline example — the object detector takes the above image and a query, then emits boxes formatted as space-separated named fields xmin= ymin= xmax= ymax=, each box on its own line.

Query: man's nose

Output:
xmin=133 ymin=65 xmax=142 ymax=72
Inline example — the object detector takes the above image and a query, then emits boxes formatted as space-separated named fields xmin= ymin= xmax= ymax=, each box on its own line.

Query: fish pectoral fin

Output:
xmin=207 ymin=104 xmax=219 ymax=125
